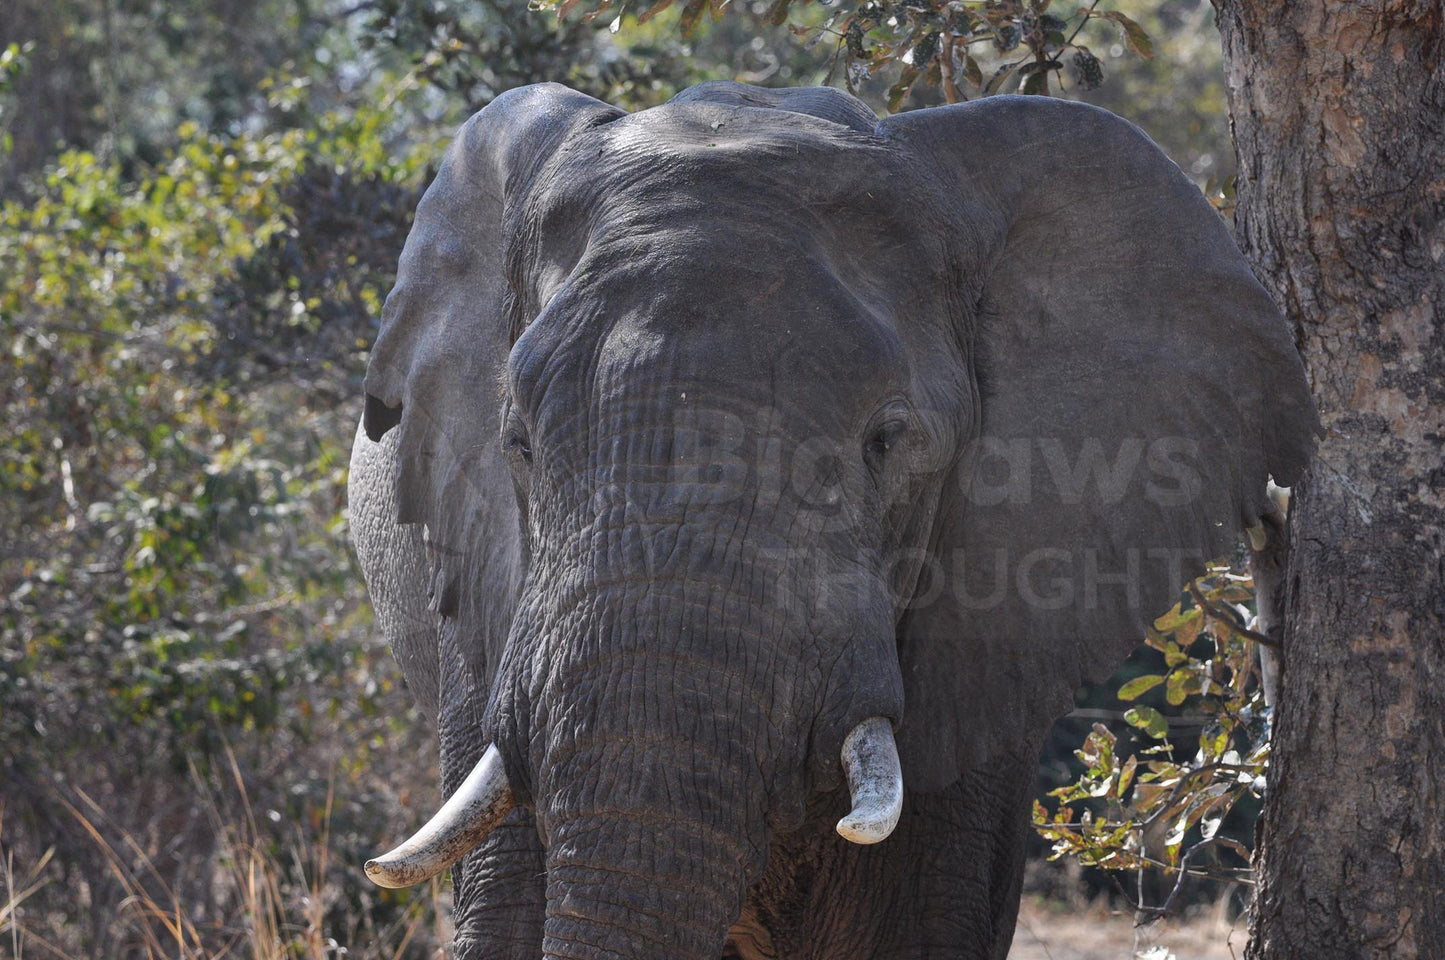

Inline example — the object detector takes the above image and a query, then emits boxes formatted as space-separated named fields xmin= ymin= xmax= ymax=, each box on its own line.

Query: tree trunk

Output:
xmin=1211 ymin=3 xmax=1445 ymax=957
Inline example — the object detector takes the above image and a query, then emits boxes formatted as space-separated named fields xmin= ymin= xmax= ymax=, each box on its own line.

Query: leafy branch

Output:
xmin=1033 ymin=561 xmax=1273 ymax=918
xmin=529 ymin=0 xmax=1153 ymax=110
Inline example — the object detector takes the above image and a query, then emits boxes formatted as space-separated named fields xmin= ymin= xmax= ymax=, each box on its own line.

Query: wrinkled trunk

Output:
xmin=483 ymin=401 xmax=901 ymax=958
xmin=535 ymin=706 xmax=766 ymax=959
xmin=524 ymin=578 xmax=783 ymax=960
xmin=541 ymin=809 xmax=753 ymax=960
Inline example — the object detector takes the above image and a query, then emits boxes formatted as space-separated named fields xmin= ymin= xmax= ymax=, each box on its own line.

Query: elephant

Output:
xmin=347 ymin=80 xmax=1318 ymax=960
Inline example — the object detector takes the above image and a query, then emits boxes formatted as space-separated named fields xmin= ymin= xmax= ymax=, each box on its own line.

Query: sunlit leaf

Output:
xmin=1117 ymin=754 xmax=1138 ymax=799
xmin=1165 ymin=667 xmax=1198 ymax=706
xmin=1124 ymin=705 xmax=1169 ymax=740
xmin=1153 ymin=603 xmax=1200 ymax=633
xmin=1117 ymin=673 xmax=1166 ymax=701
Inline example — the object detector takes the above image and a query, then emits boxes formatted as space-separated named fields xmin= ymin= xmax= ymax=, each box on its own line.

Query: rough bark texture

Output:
xmin=1212 ymin=3 xmax=1445 ymax=957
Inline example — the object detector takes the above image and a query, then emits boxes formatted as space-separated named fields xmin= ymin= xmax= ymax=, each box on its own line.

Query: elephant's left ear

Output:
xmin=880 ymin=97 xmax=1319 ymax=791
xmin=361 ymin=85 xmax=623 ymax=682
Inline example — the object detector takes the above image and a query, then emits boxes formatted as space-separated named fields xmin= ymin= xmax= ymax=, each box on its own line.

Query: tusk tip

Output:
xmin=835 ymin=805 xmax=901 ymax=845
xmin=364 ymin=856 xmax=411 ymax=889
xmin=363 ymin=743 xmax=515 ymax=890
xmin=835 ymin=818 xmax=888 ymax=845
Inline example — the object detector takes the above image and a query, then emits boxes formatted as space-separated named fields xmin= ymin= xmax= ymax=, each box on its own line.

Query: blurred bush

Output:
xmin=0 ymin=97 xmax=447 ymax=956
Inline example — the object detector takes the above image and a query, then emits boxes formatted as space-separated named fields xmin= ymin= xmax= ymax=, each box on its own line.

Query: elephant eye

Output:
xmin=505 ymin=429 xmax=533 ymax=466
xmin=864 ymin=420 xmax=907 ymax=475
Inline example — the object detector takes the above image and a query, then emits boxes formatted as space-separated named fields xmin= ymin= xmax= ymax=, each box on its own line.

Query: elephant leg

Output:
xmin=452 ymin=807 xmax=546 ymax=960
xmin=871 ymin=749 xmax=1038 ymax=960
xmin=436 ymin=621 xmax=546 ymax=960
xmin=731 ymin=744 xmax=1040 ymax=960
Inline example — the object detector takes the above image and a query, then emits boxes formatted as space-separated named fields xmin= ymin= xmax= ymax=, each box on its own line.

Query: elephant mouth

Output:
xmin=364 ymin=715 xmax=903 ymax=889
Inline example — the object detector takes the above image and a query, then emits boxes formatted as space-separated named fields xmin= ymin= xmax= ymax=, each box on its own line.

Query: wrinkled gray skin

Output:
xmin=348 ymin=81 xmax=1317 ymax=960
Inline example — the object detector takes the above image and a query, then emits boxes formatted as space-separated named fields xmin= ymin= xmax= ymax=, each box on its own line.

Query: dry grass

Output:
xmin=0 ymin=748 xmax=445 ymax=960
xmin=1009 ymin=895 xmax=1248 ymax=960
xmin=5 ymin=769 xmax=1247 ymax=960
xmin=2 ymin=809 xmax=58 ymax=960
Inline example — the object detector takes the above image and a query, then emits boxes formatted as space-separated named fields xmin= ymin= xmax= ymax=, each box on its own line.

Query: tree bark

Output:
xmin=1211 ymin=3 xmax=1445 ymax=957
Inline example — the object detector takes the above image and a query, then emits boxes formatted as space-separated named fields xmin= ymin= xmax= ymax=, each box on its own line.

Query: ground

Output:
xmin=1008 ymin=897 xmax=1244 ymax=960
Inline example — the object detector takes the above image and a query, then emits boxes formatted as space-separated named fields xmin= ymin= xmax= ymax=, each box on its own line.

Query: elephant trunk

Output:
xmin=535 ymin=718 xmax=906 ymax=959
xmin=541 ymin=811 xmax=751 ymax=960
xmin=536 ymin=731 xmax=762 ymax=960
xmin=528 ymin=578 xmax=772 ymax=959
xmin=505 ymin=488 xmax=904 ymax=957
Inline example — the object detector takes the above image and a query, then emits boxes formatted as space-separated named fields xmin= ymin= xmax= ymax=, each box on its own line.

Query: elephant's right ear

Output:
xmin=880 ymin=96 xmax=1319 ymax=791
xmin=363 ymin=85 xmax=623 ymax=676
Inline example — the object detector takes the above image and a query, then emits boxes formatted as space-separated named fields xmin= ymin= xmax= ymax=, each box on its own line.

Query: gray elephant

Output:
xmin=347 ymin=81 xmax=1317 ymax=960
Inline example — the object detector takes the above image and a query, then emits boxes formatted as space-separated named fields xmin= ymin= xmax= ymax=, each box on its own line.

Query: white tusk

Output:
xmin=835 ymin=716 xmax=904 ymax=845
xmin=365 ymin=743 xmax=516 ymax=888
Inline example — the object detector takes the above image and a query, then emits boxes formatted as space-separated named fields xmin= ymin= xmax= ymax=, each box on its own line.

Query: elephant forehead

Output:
xmin=531 ymin=102 xmax=920 ymax=248
xmin=510 ymin=251 xmax=910 ymax=438
xmin=501 ymin=103 xmax=951 ymax=437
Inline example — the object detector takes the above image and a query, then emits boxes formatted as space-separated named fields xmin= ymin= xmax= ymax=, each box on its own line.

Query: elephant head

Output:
xmin=349 ymin=81 xmax=1316 ymax=960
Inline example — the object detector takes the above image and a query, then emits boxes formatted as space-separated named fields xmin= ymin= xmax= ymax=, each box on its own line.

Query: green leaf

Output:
xmin=1117 ymin=673 xmax=1165 ymax=701
xmin=1124 ymin=705 xmax=1169 ymax=740
xmin=1198 ymin=718 xmax=1232 ymax=759
xmin=1031 ymin=799 xmax=1050 ymax=825
xmin=1093 ymin=9 xmax=1154 ymax=60
xmin=1165 ymin=667 xmax=1197 ymax=706
xmin=1153 ymin=603 xmax=1200 ymax=633
xmin=1116 ymin=754 xmax=1138 ymax=799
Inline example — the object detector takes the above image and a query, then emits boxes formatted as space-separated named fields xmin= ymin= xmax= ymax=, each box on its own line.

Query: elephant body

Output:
xmin=348 ymin=81 xmax=1317 ymax=960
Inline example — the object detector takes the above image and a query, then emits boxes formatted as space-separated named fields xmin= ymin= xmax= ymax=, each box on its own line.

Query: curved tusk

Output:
xmin=365 ymin=743 xmax=516 ymax=888
xmin=835 ymin=716 xmax=904 ymax=845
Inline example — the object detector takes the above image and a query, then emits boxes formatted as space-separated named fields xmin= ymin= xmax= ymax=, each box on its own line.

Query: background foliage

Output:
xmin=1 ymin=1 xmax=1245 ymax=955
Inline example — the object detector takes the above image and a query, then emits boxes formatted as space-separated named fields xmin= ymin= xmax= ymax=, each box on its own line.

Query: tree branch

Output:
xmin=1189 ymin=581 xmax=1279 ymax=648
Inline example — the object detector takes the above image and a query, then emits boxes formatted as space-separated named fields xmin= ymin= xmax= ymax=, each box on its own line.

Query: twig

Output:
xmin=1189 ymin=581 xmax=1279 ymax=648
xmin=1064 ymin=0 xmax=1103 ymax=49
xmin=1136 ymin=836 xmax=1243 ymax=920
xmin=1066 ymin=708 xmax=1211 ymax=728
